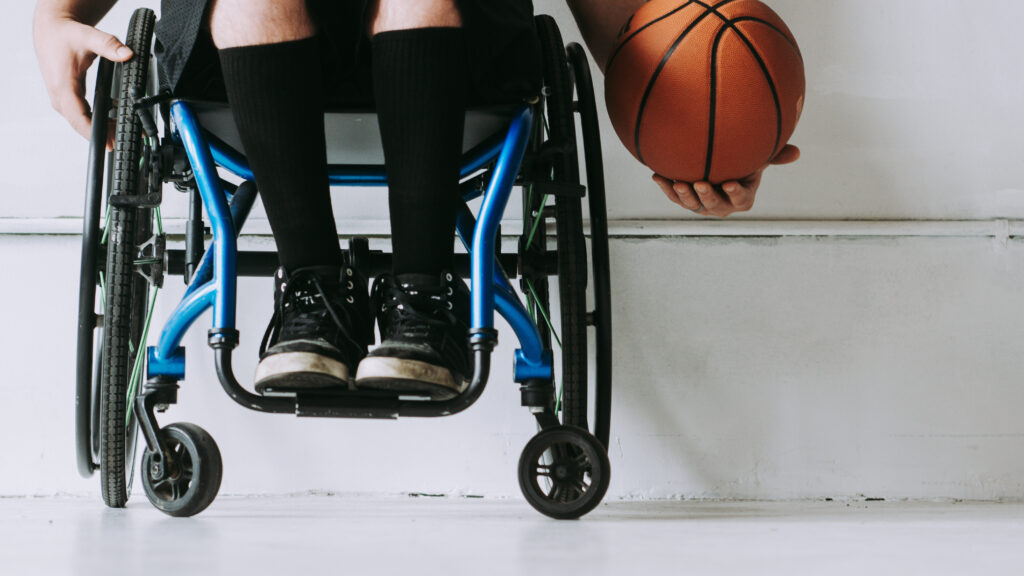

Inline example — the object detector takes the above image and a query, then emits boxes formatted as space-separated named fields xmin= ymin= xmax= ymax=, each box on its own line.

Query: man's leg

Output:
xmin=369 ymin=0 xmax=466 ymax=277
xmin=211 ymin=0 xmax=340 ymax=271
xmin=355 ymin=0 xmax=473 ymax=399
xmin=211 ymin=0 xmax=371 ymax=392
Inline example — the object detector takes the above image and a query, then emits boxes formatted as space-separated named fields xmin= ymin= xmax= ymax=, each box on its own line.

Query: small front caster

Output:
xmin=140 ymin=423 xmax=222 ymax=517
xmin=518 ymin=425 xmax=610 ymax=520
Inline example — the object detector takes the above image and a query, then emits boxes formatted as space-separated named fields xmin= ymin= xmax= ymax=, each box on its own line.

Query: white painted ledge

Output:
xmin=2 ymin=217 xmax=1023 ymax=239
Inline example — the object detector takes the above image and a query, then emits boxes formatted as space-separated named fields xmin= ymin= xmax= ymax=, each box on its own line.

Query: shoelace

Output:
xmin=259 ymin=272 xmax=362 ymax=356
xmin=380 ymin=285 xmax=454 ymax=341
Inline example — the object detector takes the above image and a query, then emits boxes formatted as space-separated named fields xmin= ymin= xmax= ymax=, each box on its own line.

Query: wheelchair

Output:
xmin=75 ymin=8 xmax=612 ymax=520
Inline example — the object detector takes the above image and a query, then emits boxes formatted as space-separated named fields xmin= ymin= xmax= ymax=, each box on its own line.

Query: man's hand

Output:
xmin=33 ymin=4 xmax=133 ymax=149
xmin=653 ymin=145 xmax=801 ymax=218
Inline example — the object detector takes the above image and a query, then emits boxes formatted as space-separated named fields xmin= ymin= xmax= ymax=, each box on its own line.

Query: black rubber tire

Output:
xmin=518 ymin=425 xmax=611 ymax=520
xmin=531 ymin=15 xmax=590 ymax=430
xmin=141 ymin=423 xmax=223 ymax=517
xmin=566 ymin=42 xmax=614 ymax=450
xmin=99 ymin=7 xmax=156 ymax=508
xmin=76 ymin=58 xmax=115 ymax=479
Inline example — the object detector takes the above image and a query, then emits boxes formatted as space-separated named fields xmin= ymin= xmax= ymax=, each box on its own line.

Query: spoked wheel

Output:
xmin=517 ymin=16 xmax=612 ymax=519
xmin=140 ymin=423 xmax=223 ymax=517
xmin=566 ymin=42 xmax=613 ymax=450
xmin=76 ymin=56 xmax=114 ymax=479
xmin=77 ymin=7 xmax=161 ymax=508
xmin=526 ymin=15 xmax=590 ymax=428
xmin=518 ymin=426 xmax=611 ymax=520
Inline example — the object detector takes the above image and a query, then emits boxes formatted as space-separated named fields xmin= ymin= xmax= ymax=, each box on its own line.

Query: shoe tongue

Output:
xmin=285 ymin=267 xmax=341 ymax=310
xmin=292 ymin=265 xmax=341 ymax=285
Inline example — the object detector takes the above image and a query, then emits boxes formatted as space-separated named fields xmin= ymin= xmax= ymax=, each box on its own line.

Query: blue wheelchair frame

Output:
xmin=143 ymin=101 xmax=553 ymax=418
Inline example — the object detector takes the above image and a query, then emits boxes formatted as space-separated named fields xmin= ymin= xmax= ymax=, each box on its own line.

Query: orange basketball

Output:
xmin=605 ymin=0 xmax=805 ymax=184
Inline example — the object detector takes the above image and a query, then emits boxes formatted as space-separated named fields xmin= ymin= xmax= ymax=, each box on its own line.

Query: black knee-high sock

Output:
xmin=218 ymin=38 xmax=341 ymax=273
xmin=372 ymin=28 xmax=467 ymax=277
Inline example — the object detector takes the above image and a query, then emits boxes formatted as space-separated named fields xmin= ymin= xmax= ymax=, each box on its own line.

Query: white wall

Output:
xmin=3 ymin=1 xmax=1024 ymax=500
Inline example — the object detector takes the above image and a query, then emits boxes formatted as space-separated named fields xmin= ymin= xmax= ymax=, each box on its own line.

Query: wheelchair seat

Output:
xmin=186 ymin=100 xmax=522 ymax=165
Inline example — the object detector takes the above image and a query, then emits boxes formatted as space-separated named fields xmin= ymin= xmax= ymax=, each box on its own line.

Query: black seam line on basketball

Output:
xmin=693 ymin=0 xmax=802 ymax=63
xmin=728 ymin=18 xmax=785 ymax=160
xmin=691 ymin=0 xmax=736 ymax=21
xmin=704 ymin=14 xmax=782 ymax=179
xmin=606 ymin=0 xmax=696 ymax=74
xmin=729 ymin=16 xmax=802 ymax=61
xmin=632 ymin=0 xmax=739 ymax=165
xmin=703 ymin=26 xmax=728 ymax=181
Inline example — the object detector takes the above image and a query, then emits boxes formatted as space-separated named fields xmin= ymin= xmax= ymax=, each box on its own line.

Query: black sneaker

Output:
xmin=355 ymin=272 xmax=471 ymax=400
xmin=254 ymin=265 xmax=372 ymax=394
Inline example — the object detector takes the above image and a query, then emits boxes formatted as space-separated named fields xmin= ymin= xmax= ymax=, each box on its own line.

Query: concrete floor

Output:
xmin=3 ymin=497 xmax=1024 ymax=575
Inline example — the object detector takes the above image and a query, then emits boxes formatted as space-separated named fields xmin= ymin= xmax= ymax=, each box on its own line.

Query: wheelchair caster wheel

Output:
xmin=518 ymin=426 xmax=610 ymax=520
xmin=140 ymin=423 xmax=222 ymax=517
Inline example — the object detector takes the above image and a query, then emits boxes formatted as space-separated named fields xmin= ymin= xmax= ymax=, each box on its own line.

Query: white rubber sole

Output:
xmin=254 ymin=352 xmax=351 ymax=389
xmin=355 ymin=356 xmax=464 ymax=397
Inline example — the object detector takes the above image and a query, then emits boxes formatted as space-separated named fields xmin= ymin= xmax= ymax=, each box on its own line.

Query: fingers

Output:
xmin=106 ymin=118 xmax=117 ymax=151
xmin=721 ymin=181 xmax=755 ymax=212
xmin=653 ymin=174 xmax=686 ymax=208
xmin=62 ymin=94 xmax=93 ymax=141
xmin=692 ymin=182 xmax=730 ymax=217
xmin=57 ymin=70 xmax=94 ymax=141
xmin=671 ymin=181 xmax=704 ymax=212
xmin=81 ymin=26 xmax=133 ymax=62
xmin=771 ymin=144 xmax=800 ymax=165
xmin=41 ymin=21 xmax=132 ymax=145
xmin=655 ymin=174 xmax=745 ymax=217
xmin=653 ymin=174 xmax=704 ymax=213
xmin=655 ymin=144 xmax=791 ymax=216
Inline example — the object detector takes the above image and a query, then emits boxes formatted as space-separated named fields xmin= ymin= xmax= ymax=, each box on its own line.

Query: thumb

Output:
xmin=84 ymin=27 xmax=133 ymax=62
xmin=770 ymin=144 xmax=801 ymax=166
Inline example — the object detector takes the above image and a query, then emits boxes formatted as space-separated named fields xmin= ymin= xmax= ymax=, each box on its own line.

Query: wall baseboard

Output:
xmin=3 ymin=217 xmax=1023 ymax=240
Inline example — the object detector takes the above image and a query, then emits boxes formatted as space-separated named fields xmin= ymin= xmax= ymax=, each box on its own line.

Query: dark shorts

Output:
xmin=154 ymin=0 xmax=543 ymax=107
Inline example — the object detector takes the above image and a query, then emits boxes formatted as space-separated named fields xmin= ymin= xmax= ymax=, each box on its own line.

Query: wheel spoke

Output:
xmin=554 ymin=442 xmax=569 ymax=462
xmin=525 ymin=193 xmax=550 ymax=251
xmin=545 ymin=446 xmax=559 ymax=466
xmin=568 ymin=484 xmax=583 ymax=500
xmin=573 ymin=478 xmax=588 ymax=494
xmin=524 ymin=279 xmax=562 ymax=348
xmin=548 ymin=483 xmax=562 ymax=502
xmin=100 ymin=209 xmax=111 ymax=246
xmin=125 ymin=285 xmax=160 ymax=424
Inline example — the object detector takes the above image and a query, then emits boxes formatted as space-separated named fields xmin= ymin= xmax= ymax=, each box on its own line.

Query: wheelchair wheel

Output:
xmin=566 ymin=42 xmax=613 ymax=449
xmin=525 ymin=16 xmax=612 ymax=439
xmin=76 ymin=56 xmax=114 ymax=479
xmin=88 ymin=7 xmax=158 ymax=508
xmin=518 ymin=425 xmax=611 ymax=520
xmin=140 ymin=423 xmax=223 ymax=517
xmin=518 ymin=15 xmax=613 ymax=520
xmin=526 ymin=15 xmax=589 ymax=428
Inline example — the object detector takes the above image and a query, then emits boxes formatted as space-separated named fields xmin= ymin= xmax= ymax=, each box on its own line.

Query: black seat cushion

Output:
xmin=186 ymin=100 xmax=521 ymax=165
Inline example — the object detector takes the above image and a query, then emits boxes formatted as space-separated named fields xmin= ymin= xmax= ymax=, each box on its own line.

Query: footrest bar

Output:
xmin=213 ymin=348 xmax=493 ymax=419
xmin=169 ymin=250 xmax=518 ymax=278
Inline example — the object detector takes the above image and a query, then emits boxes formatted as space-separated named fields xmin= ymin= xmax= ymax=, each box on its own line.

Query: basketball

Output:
xmin=605 ymin=0 xmax=805 ymax=184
